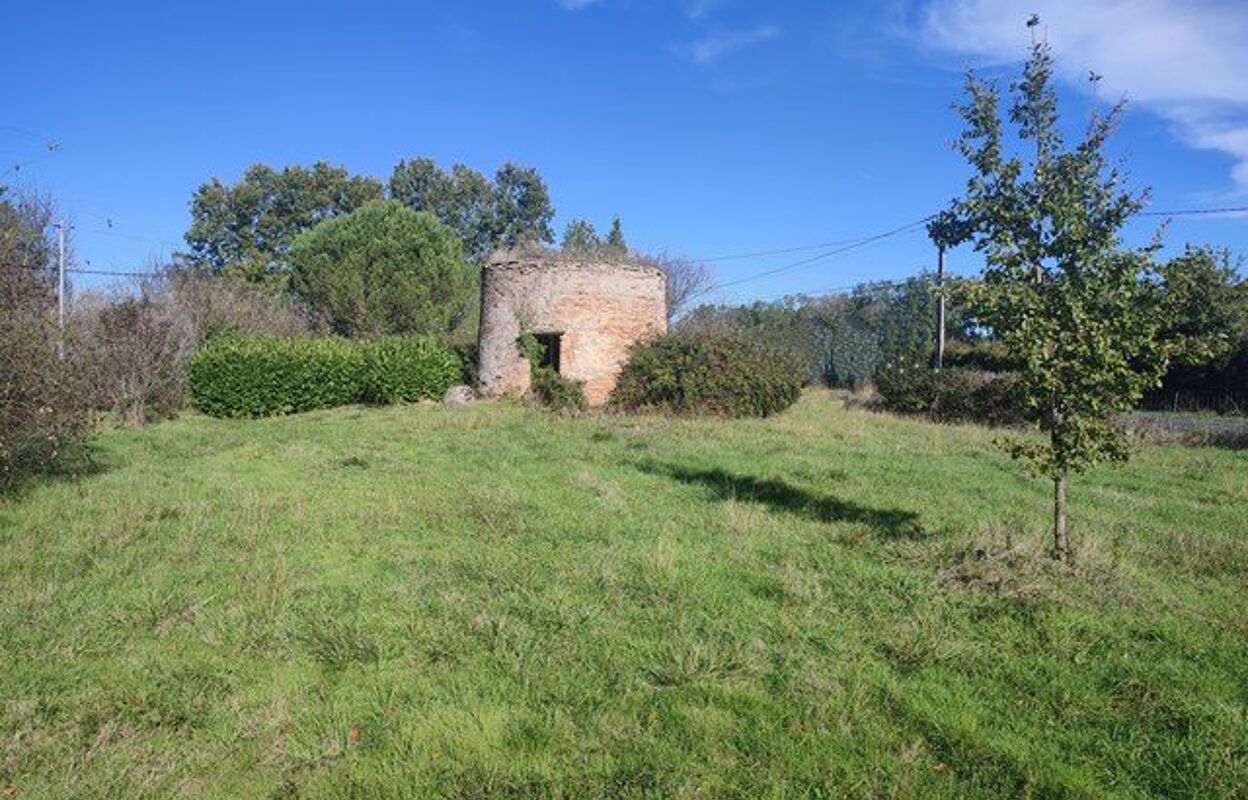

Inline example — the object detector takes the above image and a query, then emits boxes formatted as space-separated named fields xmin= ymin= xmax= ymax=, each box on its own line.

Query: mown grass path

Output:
xmin=2 ymin=391 xmax=1245 ymax=798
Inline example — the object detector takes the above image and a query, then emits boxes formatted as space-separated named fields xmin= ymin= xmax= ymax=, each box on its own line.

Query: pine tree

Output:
xmin=605 ymin=215 xmax=627 ymax=254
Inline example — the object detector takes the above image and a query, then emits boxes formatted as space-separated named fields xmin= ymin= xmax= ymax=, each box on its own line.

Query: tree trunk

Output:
xmin=1053 ymin=473 xmax=1069 ymax=563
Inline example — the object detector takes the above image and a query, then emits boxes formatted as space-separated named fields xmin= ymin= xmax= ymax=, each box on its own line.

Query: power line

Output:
xmin=69 ymin=267 xmax=161 ymax=278
xmin=0 ymin=125 xmax=57 ymax=145
xmin=744 ymin=281 xmax=889 ymax=303
xmin=697 ymin=215 xmax=935 ymax=298
xmin=81 ymin=226 xmax=181 ymax=249
xmin=690 ymin=204 xmax=1245 ymax=268
xmin=9 ymin=262 xmax=161 ymax=278
xmin=1139 ymin=205 xmax=1248 ymax=218
xmin=696 ymin=202 xmax=1246 ymax=302
xmin=694 ymin=237 xmax=869 ymax=262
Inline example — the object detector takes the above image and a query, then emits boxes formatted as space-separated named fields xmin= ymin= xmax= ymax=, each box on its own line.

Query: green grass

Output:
xmin=1 ymin=391 xmax=1245 ymax=798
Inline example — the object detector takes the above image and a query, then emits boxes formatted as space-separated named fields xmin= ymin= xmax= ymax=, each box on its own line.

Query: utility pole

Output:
xmin=933 ymin=244 xmax=946 ymax=370
xmin=56 ymin=220 xmax=66 ymax=360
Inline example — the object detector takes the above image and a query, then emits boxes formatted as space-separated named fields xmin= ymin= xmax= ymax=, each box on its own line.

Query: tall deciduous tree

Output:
xmin=389 ymin=160 xmax=555 ymax=260
xmin=939 ymin=27 xmax=1175 ymax=563
xmin=184 ymin=162 xmax=383 ymax=281
xmin=1153 ymin=246 xmax=1248 ymax=409
xmin=1156 ymin=245 xmax=1244 ymax=367
xmin=288 ymin=200 xmax=477 ymax=339
xmin=388 ymin=159 xmax=497 ymax=260
xmin=492 ymin=163 xmax=555 ymax=250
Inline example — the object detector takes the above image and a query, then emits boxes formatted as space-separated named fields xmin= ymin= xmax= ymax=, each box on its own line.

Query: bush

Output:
xmin=447 ymin=341 xmax=479 ymax=386
xmin=1 ymin=315 xmax=91 ymax=492
xmin=529 ymin=366 xmax=587 ymax=414
xmin=513 ymin=330 xmax=586 ymax=414
xmin=167 ymin=269 xmax=317 ymax=341
xmin=875 ymin=357 xmax=1027 ymax=427
xmin=360 ymin=336 xmax=464 ymax=404
xmin=187 ymin=334 xmax=460 ymax=418
xmin=931 ymin=370 xmax=1027 ymax=426
xmin=70 ymin=290 xmax=194 ymax=427
xmin=943 ymin=339 xmax=1017 ymax=372
xmin=67 ymin=269 xmax=317 ymax=427
xmin=826 ymin=323 xmax=883 ymax=389
xmin=610 ymin=332 xmax=803 ymax=418
xmin=874 ymin=357 xmax=940 ymax=414
xmin=1 ymin=191 xmax=93 ymax=492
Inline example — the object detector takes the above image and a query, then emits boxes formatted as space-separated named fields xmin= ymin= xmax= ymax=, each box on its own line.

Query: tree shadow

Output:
xmin=637 ymin=461 xmax=925 ymax=540
xmin=1 ymin=446 xmax=110 ymax=501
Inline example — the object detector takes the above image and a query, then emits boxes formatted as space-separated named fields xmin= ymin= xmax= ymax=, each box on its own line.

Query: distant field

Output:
xmin=1120 ymin=411 xmax=1248 ymax=450
xmin=2 ymin=391 xmax=1245 ymax=798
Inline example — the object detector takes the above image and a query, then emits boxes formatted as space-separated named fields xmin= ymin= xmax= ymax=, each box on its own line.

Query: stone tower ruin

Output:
xmin=476 ymin=254 xmax=667 ymax=406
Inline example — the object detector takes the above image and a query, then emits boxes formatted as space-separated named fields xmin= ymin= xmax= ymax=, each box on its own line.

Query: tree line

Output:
xmin=680 ymin=246 xmax=1246 ymax=404
xmin=181 ymin=157 xmax=710 ymax=341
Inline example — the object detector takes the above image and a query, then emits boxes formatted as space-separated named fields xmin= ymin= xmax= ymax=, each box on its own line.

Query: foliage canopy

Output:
xmin=389 ymin=159 xmax=555 ymax=261
xmin=184 ymin=162 xmax=383 ymax=281
xmin=288 ymin=200 xmax=478 ymax=340
xmin=939 ymin=30 xmax=1178 ymax=559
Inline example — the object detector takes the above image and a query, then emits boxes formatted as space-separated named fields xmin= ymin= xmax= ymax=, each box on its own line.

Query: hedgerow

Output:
xmin=874 ymin=356 xmax=1027 ymax=427
xmin=609 ymin=332 xmax=803 ymax=418
xmin=360 ymin=336 xmax=464 ymax=405
xmin=187 ymin=334 xmax=461 ymax=418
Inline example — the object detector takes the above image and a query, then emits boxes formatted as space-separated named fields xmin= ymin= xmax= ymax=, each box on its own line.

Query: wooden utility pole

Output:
xmin=932 ymin=244 xmax=946 ymax=370
xmin=56 ymin=220 xmax=66 ymax=360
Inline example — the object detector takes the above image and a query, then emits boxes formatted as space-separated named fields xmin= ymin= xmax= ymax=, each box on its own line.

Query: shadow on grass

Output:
xmin=1 ymin=445 xmax=109 ymax=501
xmin=637 ymin=461 xmax=924 ymax=539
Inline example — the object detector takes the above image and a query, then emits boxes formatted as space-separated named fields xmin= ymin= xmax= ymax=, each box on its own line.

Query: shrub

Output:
xmin=931 ymin=370 xmax=1027 ymax=427
xmin=187 ymin=335 xmax=460 ymax=418
xmin=167 ymin=269 xmax=317 ymax=341
xmin=529 ymin=366 xmax=587 ymax=414
xmin=943 ymin=339 xmax=1017 ymax=372
xmin=1 ymin=313 xmax=92 ymax=492
xmin=1 ymin=191 xmax=93 ymax=492
xmin=360 ymin=336 xmax=464 ymax=404
xmin=874 ymin=356 xmax=940 ymax=414
xmin=188 ymin=335 xmax=364 ymax=418
xmin=514 ymin=329 xmax=586 ymax=414
xmin=70 ymin=290 xmax=194 ymax=427
xmin=826 ymin=324 xmax=884 ymax=389
xmin=610 ymin=332 xmax=803 ymax=418
xmin=447 ymin=341 xmax=479 ymax=386
xmin=67 ymin=269 xmax=317 ymax=427
xmin=876 ymin=357 xmax=1027 ymax=427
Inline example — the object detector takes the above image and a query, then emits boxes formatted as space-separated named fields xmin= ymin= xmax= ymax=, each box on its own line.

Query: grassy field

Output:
xmin=2 ymin=391 xmax=1245 ymax=798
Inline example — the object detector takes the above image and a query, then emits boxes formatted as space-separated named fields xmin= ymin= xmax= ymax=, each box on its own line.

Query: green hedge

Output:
xmin=359 ymin=336 xmax=464 ymax=405
xmin=609 ymin=332 xmax=803 ymax=418
xmin=188 ymin=334 xmax=461 ymax=418
xmin=875 ymin=357 xmax=1028 ymax=427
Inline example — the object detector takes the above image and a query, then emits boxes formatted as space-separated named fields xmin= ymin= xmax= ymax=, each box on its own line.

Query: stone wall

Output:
xmin=476 ymin=257 xmax=667 ymax=405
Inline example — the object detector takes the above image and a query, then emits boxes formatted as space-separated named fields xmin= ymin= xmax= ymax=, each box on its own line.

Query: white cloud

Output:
xmin=686 ymin=0 xmax=722 ymax=21
xmin=918 ymin=0 xmax=1248 ymax=189
xmin=555 ymin=0 xmax=603 ymax=10
xmin=680 ymin=24 xmax=781 ymax=66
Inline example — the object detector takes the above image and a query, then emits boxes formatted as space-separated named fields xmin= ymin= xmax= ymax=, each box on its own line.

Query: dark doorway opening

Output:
xmin=535 ymin=332 xmax=562 ymax=373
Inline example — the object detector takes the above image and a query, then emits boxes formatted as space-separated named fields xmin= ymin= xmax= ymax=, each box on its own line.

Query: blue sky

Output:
xmin=4 ymin=0 xmax=1246 ymax=303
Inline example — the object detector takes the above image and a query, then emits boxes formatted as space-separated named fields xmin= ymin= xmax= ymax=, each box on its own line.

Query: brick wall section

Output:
xmin=477 ymin=258 xmax=667 ymax=405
